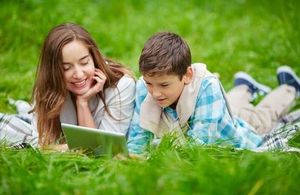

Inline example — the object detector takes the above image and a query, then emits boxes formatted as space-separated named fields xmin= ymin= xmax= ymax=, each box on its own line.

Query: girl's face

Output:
xmin=61 ymin=40 xmax=95 ymax=96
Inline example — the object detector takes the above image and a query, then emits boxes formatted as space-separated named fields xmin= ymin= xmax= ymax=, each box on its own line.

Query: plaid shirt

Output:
xmin=0 ymin=113 xmax=38 ymax=147
xmin=127 ymin=76 xmax=263 ymax=154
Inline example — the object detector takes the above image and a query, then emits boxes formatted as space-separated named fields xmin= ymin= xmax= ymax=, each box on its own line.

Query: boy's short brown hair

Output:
xmin=139 ymin=32 xmax=191 ymax=79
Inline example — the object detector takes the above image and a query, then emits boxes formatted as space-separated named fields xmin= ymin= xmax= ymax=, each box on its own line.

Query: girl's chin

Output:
xmin=69 ymin=87 xmax=90 ymax=96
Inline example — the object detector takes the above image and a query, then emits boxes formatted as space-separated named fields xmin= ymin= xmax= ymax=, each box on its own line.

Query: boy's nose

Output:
xmin=152 ymin=88 xmax=162 ymax=98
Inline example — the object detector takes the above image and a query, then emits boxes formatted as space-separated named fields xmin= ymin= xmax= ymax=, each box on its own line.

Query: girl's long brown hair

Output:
xmin=31 ymin=23 xmax=132 ymax=146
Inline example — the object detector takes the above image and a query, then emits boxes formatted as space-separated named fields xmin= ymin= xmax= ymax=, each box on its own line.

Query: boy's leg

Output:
xmin=228 ymin=66 xmax=298 ymax=135
xmin=226 ymin=85 xmax=273 ymax=134
xmin=226 ymin=71 xmax=271 ymax=122
xmin=227 ymin=86 xmax=272 ymax=135
xmin=256 ymin=85 xmax=296 ymax=129
xmin=226 ymin=85 xmax=253 ymax=114
xmin=227 ymin=71 xmax=272 ymax=114
xmin=227 ymin=71 xmax=296 ymax=135
xmin=235 ymin=85 xmax=296 ymax=135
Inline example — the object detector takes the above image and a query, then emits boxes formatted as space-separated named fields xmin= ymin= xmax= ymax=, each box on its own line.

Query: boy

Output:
xmin=127 ymin=32 xmax=300 ymax=155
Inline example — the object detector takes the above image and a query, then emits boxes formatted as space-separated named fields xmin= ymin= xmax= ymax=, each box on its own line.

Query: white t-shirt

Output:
xmin=59 ymin=74 xmax=136 ymax=134
xmin=0 ymin=75 xmax=135 ymax=147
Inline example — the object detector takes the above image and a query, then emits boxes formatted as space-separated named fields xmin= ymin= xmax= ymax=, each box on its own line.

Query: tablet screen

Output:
xmin=61 ymin=123 xmax=128 ymax=156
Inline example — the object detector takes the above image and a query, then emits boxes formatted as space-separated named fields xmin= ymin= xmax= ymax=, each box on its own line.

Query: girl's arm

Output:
xmin=76 ymin=69 xmax=106 ymax=128
xmin=97 ymin=75 xmax=136 ymax=134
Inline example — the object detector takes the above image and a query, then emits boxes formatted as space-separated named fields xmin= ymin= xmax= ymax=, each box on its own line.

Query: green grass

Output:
xmin=1 ymin=0 xmax=300 ymax=194
xmin=1 ymin=143 xmax=300 ymax=194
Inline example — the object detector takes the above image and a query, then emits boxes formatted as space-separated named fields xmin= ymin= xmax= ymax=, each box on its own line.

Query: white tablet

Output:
xmin=61 ymin=123 xmax=128 ymax=156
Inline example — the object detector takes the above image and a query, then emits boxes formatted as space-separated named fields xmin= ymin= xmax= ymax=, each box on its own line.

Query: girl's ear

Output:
xmin=183 ymin=66 xmax=193 ymax=84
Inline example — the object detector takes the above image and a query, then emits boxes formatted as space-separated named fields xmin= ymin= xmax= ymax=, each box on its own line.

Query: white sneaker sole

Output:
xmin=277 ymin=65 xmax=300 ymax=85
xmin=234 ymin=72 xmax=271 ymax=93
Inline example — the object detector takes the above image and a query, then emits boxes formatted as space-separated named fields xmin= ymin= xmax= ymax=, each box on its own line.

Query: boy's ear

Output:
xmin=183 ymin=67 xmax=193 ymax=84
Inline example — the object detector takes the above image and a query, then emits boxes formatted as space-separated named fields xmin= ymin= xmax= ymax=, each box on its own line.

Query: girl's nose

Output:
xmin=73 ymin=65 xmax=84 ymax=79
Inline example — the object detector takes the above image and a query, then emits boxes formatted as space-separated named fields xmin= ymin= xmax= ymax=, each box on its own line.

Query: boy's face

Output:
xmin=143 ymin=68 xmax=193 ymax=108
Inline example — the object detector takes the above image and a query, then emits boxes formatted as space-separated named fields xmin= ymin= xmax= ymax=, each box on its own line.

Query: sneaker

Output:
xmin=234 ymin=71 xmax=271 ymax=100
xmin=277 ymin=66 xmax=300 ymax=97
xmin=12 ymin=143 xmax=32 ymax=150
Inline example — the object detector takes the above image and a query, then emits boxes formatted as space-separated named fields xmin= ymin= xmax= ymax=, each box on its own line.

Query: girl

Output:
xmin=0 ymin=23 xmax=135 ymax=149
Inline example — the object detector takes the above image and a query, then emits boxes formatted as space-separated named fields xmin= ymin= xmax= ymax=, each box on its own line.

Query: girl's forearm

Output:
xmin=76 ymin=100 xmax=96 ymax=128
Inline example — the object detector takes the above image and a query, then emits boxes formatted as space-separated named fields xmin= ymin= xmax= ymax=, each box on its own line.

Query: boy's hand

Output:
xmin=113 ymin=153 xmax=147 ymax=160
xmin=113 ymin=153 xmax=129 ymax=160
xmin=128 ymin=153 xmax=147 ymax=160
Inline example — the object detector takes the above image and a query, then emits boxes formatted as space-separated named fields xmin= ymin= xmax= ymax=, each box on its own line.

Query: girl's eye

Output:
xmin=80 ymin=57 xmax=90 ymax=65
xmin=63 ymin=65 xmax=71 ymax=71
xmin=81 ymin=60 xmax=89 ymax=65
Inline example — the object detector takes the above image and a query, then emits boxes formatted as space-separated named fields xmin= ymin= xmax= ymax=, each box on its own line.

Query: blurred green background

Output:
xmin=1 ymin=0 xmax=299 ymax=112
xmin=1 ymin=1 xmax=300 ymax=194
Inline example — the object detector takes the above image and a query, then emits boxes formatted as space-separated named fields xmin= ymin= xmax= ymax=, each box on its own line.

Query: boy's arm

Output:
xmin=127 ymin=110 xmax=153 ymax=154
xmin=187 ymin=77 xmax=238 ymax=146
xmin=127 ymin=79 xmax=153 ymax=154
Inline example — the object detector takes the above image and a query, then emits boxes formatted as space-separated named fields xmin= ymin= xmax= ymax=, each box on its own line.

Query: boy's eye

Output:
xmin=161 ymin=84 xmax=169 ymax=87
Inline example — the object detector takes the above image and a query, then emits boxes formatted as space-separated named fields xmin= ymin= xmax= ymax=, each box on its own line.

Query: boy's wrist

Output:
xmin=128 ymin=153 xmax=148 ymax=160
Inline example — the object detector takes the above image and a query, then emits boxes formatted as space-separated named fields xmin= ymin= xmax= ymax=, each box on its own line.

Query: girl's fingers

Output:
xmin=96 ymin=75 xmax=105 ymax=80
xmin=94 ymin=72 xmax=106 ymax=81
xmin=76 ymin=69 xmax=106 ymax=102
xmin=94 ymin=69 xmax=106 ymax=78
xmin=94 ymin=75 xmax=106 ymax=84
xmin=92 ymin=75 xmax=106 ymax=93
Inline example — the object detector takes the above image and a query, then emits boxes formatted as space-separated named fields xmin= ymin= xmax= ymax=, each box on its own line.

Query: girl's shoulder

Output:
xmin=104 ymin=74 xmax=136 ymax=98
xmin=102 ymin=75 xmax=136 ymax=102
xmin=116 ymin=74 xmax=136 ymax=90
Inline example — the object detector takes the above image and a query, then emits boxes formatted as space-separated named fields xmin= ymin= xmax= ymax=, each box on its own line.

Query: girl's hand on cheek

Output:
xmin=93 ymin=68 xmax=107 ymax=91
xmin=76 ymin=69 xmax=106 ymax=105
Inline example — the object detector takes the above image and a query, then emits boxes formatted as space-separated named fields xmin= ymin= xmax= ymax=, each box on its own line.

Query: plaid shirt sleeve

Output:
xmin=187 ymin=76 xmax=263 ymax=149
xmin=0 ymin=113 xmax=38 ymax=147
xmin=127 ymin=79 xmax=154 ymax=154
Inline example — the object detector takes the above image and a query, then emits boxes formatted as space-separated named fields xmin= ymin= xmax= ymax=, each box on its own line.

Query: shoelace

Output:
xmin=12 ymin=143 xmax=32 ymax=149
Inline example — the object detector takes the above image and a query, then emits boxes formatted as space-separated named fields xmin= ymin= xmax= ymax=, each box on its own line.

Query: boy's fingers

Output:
xmin=129 ymin=153 xmax=147 ymax=160
xmin=113 ymin=153 xmax=129 ymax=161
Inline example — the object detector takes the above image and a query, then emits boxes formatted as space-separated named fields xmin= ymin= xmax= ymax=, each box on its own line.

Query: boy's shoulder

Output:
xmin=135 ymin=77 xmax=148 ymax=102
xmin=201 ymin=75 xmax=220 ymax=87
xmin=191 ymin=63 xmax=220 ymax=91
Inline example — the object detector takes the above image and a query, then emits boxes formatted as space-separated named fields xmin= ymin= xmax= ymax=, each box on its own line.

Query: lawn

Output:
xmin=0 ymin=0 xmax=300 ymax=194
